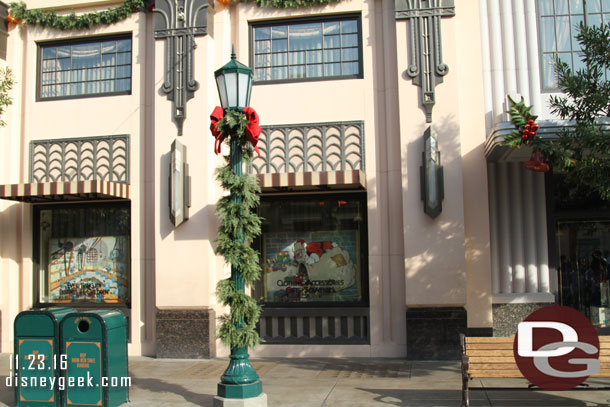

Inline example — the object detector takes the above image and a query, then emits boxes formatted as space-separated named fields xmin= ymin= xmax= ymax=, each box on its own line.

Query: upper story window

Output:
xmin=538 ymin=0 xmax=610 ymax=90
xmin=251 ymin=15 xmax=362 ymax=83
xmin=38 ymin=34 xmax=132 ymax=100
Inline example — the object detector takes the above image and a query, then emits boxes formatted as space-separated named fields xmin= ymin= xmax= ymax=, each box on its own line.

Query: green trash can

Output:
xmin=60 ymin=310 xmax=129 ymax=407
xmin=14 ymin=307 xmax=75 ymax=407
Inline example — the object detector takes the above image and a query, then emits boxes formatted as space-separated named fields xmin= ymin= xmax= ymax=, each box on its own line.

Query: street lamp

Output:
xmin=215 ymin=46 xmax=253 ymax=112
xmin=214 ymin=47 xmax=265 ymax=406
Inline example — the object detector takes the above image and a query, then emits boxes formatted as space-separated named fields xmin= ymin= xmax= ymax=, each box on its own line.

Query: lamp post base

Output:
xmin=217 ymin=380 xmax=263 ymax=399
xmin=213 ymin=392 xmax=267 ymax=407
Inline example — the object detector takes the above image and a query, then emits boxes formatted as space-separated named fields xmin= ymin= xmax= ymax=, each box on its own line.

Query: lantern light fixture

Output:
xmin=214 ymin=45 xmax=253 ymax=111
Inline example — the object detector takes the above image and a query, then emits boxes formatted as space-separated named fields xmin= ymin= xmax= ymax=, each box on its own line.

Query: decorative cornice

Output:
xmin=153 ymin=0 xmax=210 ymax=136
xmin=395 ymin=0 xmax=455 ymax=123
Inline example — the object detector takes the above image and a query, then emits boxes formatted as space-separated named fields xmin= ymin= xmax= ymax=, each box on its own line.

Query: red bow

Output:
xmin=210 ymin=106 xmax=225 ymax=155
xmin=243 ymin=107 xmax=261 ymax=157
xmin=209 ymin=106 xmax=261 ymax=157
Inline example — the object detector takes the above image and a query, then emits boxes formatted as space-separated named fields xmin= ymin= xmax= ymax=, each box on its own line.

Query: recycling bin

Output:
xmin=60 ymin=310 xmax=128 ymax=407
xmin=14 ymin=307 xmax=75 ymax=407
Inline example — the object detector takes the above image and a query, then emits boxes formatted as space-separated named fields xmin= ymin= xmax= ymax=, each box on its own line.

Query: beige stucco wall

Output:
xmin=395 ymin=1 xmax=491 ymax=328
xmin=0 ymin=7 xmax=153 ymax=355
xmin=0 ymin=0 xmax=493 ymax=356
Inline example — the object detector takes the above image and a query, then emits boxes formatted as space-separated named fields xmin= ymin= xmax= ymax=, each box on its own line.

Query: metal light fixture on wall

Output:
xmin=420 ymin=126 xmax=444 ymax=218
xmin=169 ymin=140 xmax=191 ymax=227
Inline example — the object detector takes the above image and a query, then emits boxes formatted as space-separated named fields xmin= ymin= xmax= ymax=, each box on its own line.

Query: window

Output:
xmin=254 ymin=195 xmax=367 ymax=305
xmin=251 ymin=15 xmax=362 ymax=82
xmin=38 ymin=35 xmax=132 ymax=100
xmin=35 ymin=203 xmax=131 ymax=305
xmin=538 ymin=0 xmax=610 ymax=90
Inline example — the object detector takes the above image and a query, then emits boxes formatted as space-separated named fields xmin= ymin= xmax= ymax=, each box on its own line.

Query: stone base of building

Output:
xmin=492 ymin=303 xmax=553 ymax=337
xmin=406 ymin=307 xmax=466 ymax=360
xmin=155 ymin=307 xmax=215 ymax=358
xmin=213 ymin=393 xmax=267 ymax=407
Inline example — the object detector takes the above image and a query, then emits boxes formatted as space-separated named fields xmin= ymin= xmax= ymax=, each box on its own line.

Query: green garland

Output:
xmin=8 ymin=0 xmax=147 ymax=31
xmin=9 ymin=0 xmax=342 ymax=29
xmin=214 ymin=110 xmax=263 ymax=349
xmin=241 ymin=0 xmax=341 ymax=8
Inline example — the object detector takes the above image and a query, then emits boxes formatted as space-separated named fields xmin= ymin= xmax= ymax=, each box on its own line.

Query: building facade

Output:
xmin=0 ymin=0 xmax=604 ymax=359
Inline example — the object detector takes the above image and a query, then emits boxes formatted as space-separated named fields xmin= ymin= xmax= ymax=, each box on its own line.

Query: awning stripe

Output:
xmin=257 ymin=170 xmax=366 ymax=190
xmin=0 ymin=180 xmax=130 ymax=202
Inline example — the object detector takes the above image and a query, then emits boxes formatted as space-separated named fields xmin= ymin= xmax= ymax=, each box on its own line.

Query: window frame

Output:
xmin=36 ymin=33 xmax=133 ymax=102
xmin=33 ymin=201 xmax=132 ymax=309
xmin=537 ymin=0 xmax=610 ymax=92
xmin=249 ymin=14 xmax=364 ymax=85
xmin=253 ymin=192 xmax=369 ymax=308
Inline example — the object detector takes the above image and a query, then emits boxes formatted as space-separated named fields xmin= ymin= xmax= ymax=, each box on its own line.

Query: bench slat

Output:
xmin=465 ymin=337 xmax=513 ymax=344
xmin=466 ymin=343 xmax=513 ymax=350
xmin=465 ymin=349 xmax=514 ymax=357
xmin=469 ymin=363 xmax=518 ymax=370
xmin=467 ymin=356 xmax=517 ymax=363
xmin=469 ymin=370 xmax=523 ymax=378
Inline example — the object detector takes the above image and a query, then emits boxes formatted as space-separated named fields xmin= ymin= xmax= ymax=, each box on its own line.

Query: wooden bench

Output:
xmin=460 ymin=334 xmax=610 ymax=407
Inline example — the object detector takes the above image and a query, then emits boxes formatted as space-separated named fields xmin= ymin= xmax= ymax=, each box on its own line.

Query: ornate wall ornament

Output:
xmin=153 ymin=0 xmax=210 ymax=135
xmin=395 ymin=0 xmax=455 ymax=123
xmin=30 ymin=135 xmax=129 ymax=183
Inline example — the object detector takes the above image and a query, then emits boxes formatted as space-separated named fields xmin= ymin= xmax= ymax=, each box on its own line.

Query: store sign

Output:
xmin=264 ymin=232 xmax=360 ymax=303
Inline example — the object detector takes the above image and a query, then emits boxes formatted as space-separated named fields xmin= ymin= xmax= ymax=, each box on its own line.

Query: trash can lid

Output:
xmin=62 ymin=309 xmax=126 ymax=335
xmin=15 ymin=307 xmax=76 ymax=337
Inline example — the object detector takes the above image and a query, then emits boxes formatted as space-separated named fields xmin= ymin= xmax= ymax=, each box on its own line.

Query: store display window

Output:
xmin=35 ymin=203 xmax=130 ymax=304
xmin=255 ymin=194 xmax=367 ymax=305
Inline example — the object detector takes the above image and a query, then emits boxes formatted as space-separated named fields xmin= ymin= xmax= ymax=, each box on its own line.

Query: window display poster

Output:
xmin=47 ymin=236 xmax=129 ymax=303
xmin=263 ymin=230 xmax=360 ymax=303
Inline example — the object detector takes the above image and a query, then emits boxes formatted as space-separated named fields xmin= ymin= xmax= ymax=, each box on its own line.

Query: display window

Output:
xmin=552 ymin=172 xmax=610 ymax=327
xmin=35 ymin=203 xmax=130 ymax=304
xmin=557 ymin=220 xmax=610 ymax=327
xmin=254 ymin=194 xmax=367 ymax=305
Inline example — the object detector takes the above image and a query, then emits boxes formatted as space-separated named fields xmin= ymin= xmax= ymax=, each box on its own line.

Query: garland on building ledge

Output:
xmin=503 ymin=96 xmax=576 ymax=173
xmin=8 ymin=0 xmax=147 ymax=30
xmin=213 ymin=109 xmax=263 ymax=349
xmin=239 ymin=0 xmax=341 ymax=8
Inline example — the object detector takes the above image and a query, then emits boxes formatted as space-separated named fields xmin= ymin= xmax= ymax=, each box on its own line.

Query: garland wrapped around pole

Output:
xmin=8 ymin=0 xmax=148 ymax=30
xmin=211 ymin=106 xmax=264 ymax=395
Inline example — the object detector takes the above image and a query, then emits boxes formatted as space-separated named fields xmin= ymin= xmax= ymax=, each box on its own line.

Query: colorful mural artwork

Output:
xmin=264 ymin=231 xmax=360 ymax=303
xmin=47 ymin=236 xmax=129 ymax=303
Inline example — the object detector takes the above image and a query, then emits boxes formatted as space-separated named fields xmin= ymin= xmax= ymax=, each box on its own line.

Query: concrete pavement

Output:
xmin=1 ymin=354 xmax=610 ymax=406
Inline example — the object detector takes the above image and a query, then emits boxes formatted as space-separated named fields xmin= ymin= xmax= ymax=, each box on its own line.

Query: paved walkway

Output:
xmin=1 ymin=354 xmax=610 ymax=406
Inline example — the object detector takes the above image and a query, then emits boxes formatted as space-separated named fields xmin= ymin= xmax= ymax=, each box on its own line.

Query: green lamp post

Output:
xmin=214 ymin=48 xmax=264 ymax=402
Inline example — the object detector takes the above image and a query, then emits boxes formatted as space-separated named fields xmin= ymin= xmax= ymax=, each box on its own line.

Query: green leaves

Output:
xmin=503 ymin=95 xmax=539 ymax=148
xmin=214 ymin=109 xmax=263 ymax=348
xmin=0 ymin=67 xmax=14 ymax=127
xmin=9 ymin=0 xmax=147 ymax=31
xmin=249 ymin=0 xmax=341 ymax=7
xmin=548 ymin=21 xmax=610 ymax=201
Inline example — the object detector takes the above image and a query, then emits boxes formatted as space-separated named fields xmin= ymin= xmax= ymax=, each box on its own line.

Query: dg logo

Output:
xmin=514 ymin=305 xmax=600 ymax=390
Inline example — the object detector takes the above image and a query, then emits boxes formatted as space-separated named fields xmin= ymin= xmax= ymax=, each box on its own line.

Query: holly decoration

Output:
xmin=503 ymin=96 xmax=552 ymax=173
xmin=8 ymin=0 xmax=148 ymax=31
xmin=212 ymin=109 xmax=263 ymax=349
xmin=504 ymin=95 xmax=539 ymax=147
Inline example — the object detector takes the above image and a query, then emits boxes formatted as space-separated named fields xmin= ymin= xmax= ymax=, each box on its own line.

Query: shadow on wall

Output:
xmin=401 ymin=115 xmax=466 ymax=304
xmin=159 ymin=151 xmax=220 ymax=244
xmin=0 ymin=201 xmax=23 ymax=264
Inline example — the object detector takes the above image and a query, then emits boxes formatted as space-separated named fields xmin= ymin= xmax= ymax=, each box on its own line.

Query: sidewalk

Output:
xmin=1 ymin=354 xmax=610 ymax=406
